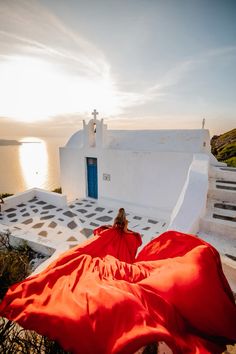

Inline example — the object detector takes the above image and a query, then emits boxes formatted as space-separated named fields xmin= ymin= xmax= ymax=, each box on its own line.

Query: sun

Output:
xmin=0 ymin=56 xmax=121 ymax=122
xmin=0 ymin=57 xmax=55 ymax=122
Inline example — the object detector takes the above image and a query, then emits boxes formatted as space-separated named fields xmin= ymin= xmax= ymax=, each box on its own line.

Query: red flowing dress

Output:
xmin=0 ymin=228 xmax=236 ymax=354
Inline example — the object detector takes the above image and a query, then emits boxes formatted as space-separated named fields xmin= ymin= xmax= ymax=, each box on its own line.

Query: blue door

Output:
xmin=87 ymin=158 xmax=98 ymax=199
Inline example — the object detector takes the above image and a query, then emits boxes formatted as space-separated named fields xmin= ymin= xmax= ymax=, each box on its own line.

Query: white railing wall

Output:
xmin=168 ymin=154 xmax=209 ymax=234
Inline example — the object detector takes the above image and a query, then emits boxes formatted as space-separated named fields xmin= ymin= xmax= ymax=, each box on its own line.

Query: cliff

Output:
xmin=211 ymin=129 xmax=236 ymax=167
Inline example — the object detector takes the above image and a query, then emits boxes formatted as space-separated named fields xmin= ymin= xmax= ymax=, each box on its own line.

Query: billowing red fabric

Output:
xmin=0 ymin=229 xmax=236 ymax=354
xmin=93 ymin=225 xmax=142 ymax=263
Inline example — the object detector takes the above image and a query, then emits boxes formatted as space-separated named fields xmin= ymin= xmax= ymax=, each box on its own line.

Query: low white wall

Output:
xmin=1 ymin=188 xmax=67 ymax=211
xmin=7 ymin=233 xmax=56 ymax=256
xmin=168 ymin=154 xmax=209 ymax=234
xmin=35 ymin=188 xmax=67 ymax=208
xmin=1 ymin=190 xmax=35 ymax=210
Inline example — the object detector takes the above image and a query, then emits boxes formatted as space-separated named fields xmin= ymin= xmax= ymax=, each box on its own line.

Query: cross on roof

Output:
xmin=92 ymin=109 xmax=99 ymax=120
xmin=202 ymin=118 xmax=206 ymax=129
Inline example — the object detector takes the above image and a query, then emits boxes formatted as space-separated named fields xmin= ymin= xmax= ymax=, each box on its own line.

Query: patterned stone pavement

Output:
xmin=0 ymin=197 xmax=168 ymax=255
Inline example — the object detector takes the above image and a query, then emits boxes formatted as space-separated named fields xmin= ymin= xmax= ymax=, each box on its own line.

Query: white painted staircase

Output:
xmin=198 ymin=165 xmax=236 ymax=293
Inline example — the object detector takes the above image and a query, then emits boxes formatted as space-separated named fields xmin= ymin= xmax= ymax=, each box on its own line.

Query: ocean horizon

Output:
xmin=0 ymin=136 xmax=68 ymax=195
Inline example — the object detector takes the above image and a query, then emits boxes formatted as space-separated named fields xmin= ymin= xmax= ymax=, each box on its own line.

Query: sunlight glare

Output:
xmin=0 ymin=56 xmax=121 ymax=121
xmin=19 ymin=138 xmax=48 ymax=189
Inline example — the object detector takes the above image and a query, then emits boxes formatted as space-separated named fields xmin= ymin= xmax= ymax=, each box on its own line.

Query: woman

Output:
xmin=93 ymin=208 xmax=142 ymax=262
xmin=0 ymin=209 xmax=236 ymax=354
xmin=112 ymin=207 xmax=129 ymax=232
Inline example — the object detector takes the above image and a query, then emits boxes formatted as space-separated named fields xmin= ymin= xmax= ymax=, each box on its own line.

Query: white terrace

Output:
xmin=0 ymin=188 xmax=168 ymax=272
xmin=0 ymin=162 xmax=236 ymax=293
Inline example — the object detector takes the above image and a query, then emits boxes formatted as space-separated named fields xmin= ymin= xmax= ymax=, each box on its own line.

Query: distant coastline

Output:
xmin=0 ymin=139 xmax=22 ymax=146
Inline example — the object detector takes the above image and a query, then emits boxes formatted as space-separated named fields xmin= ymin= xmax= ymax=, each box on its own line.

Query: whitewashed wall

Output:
xmin=59 ymin=147 xmax=86 ymax=201
xmin=60 ymin=145 xmax=193 ymax=218
xmin=105 ymin=129 xmax=211 ymax=153
xmin=98 ymin=150 xmax=194 ymax=218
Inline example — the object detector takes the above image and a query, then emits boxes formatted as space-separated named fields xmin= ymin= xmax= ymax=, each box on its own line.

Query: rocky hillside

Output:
xmin=211 ymin=128 xmax=236 ymax=167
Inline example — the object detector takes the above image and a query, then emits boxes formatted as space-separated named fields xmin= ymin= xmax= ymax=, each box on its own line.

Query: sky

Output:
xmin=0 ymin=0 xmax=236 ymax=138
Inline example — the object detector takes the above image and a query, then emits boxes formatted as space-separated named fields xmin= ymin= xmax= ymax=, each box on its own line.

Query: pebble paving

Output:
xmin=0 ymin=198 xmax=168 ymax=254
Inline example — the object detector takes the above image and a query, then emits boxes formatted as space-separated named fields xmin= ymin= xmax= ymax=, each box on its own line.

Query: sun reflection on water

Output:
xmin=19 ymin=137 xmax=48 ymax=190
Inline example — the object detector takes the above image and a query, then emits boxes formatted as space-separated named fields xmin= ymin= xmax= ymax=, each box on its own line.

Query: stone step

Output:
xmin=219 ymin=167 xmax=236 ymax=172
xmin=208 ymin=179 xmax=236 ymax=203
xmin=213 ymin=201 xmax=236 ymax=211
xmin=211 ymin=203 xmax=236 ymax=217
xmin=216 ymin=180 xmax=236 ymax=185
xmin=212 ymin=205 xmax=236 ymax=218
xmin=206 ymin=199 xmax=236 ymax=218
xmin=209 ymin=177 xmax=236 ymax=187
xmin=199 ymin=216 xmax=236 ymax=238
xmin=213 ymin=213 xmax=236 ymax=223
xmin=209 ymin=166 xmax=236 ymax=181
xmin=215 ymin=180 xmax=236 ymax=192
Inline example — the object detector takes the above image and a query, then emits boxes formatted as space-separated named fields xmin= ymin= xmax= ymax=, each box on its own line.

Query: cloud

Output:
xmin=0 ymin=0 xmax=153 ymax=120
xmin=204 ymin=45 xmax=236 ymax=59
xmin=1 ymin=0 xmax=235 ymax=125
xmin=0 ymin=0 xmax=193 ymax=120
xmin=0 ymin=0 xmax=109 ymax=78
xmin=147 ymin=44 xmax=236 ymax=99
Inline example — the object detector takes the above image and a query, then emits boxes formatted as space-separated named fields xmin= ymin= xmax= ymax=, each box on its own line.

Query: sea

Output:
xmin=0 ymin=136 xmax=68 ymax=195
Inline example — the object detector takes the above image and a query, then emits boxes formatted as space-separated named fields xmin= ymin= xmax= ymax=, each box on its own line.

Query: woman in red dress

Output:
xmin=0 ymin=208 xmax=236 ymax=354
xmin=93 ymin=208 xmax=142 ymax=263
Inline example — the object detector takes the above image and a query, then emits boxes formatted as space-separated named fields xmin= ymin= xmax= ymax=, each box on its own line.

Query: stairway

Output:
xmin=198 ymin=165 xmax=236 ymax=292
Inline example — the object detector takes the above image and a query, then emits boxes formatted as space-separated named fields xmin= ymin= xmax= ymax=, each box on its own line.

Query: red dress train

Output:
xmin=0 ymin=228 xmax=236 ymax=354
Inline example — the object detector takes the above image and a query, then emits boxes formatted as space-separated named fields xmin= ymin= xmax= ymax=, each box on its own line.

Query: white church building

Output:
xmin=60 ymin=111 xmax=212 ymax=226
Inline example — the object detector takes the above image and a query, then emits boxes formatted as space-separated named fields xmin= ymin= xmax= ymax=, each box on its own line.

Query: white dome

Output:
xmin=66 ymin=130 xmax=84 ymax=148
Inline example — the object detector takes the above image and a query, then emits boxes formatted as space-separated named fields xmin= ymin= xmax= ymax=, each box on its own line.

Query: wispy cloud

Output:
xmin=147 ymin=44 xmax=236 ymax=99
xmin=203 ymin=45 xmax=236 ymax=59
xmin=0 ymin=0 xmax=151 ymax=119
xmin=0 ymin=0 xmax=109 ymax=77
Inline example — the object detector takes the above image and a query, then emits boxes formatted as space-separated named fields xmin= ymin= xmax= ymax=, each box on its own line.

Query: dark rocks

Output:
xmin=5 ymin=208 xmax=16 ymax=212
xmin=7 ymin=213 xmax=16 ymax=218
xmin=86 ymin=213 xmax=96 ymax=218
xmin=42 ymin=205 xmax=56 ymax=210
xmin=80 ymin=228 xmax=93 ymax=237
xmin=22 ymin=218 xmax=33 ymax=225
xmin=48 ymin=221 xmax=57 ymax=228
xmin=148 ymin=219 xmax=158 ymax=224
xmin=63 ymin=211 xmax=77 ymax=218
xmin=67 ymin=221 xmax=77 ymax=229
xmin=96 ymin=216 xmax=113 ymax=222
xmin=77 ymin=209 xmax=87 ymax=214
xmin=40 ymin=215 xmax=54 ymax=220
xmin=33 ymin=222 xmax=44 ymax=229
xmin=95 ymin=207 xmax=105 ymax=212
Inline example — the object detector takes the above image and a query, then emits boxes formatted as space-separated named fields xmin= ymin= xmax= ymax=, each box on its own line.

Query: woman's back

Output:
xmin=94 ymin=225 xmax=142 ymax=263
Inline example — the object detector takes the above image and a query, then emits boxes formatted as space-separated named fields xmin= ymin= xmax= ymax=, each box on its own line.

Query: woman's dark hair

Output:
xmin=113 ymin=208 xmax=126 ymax=231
